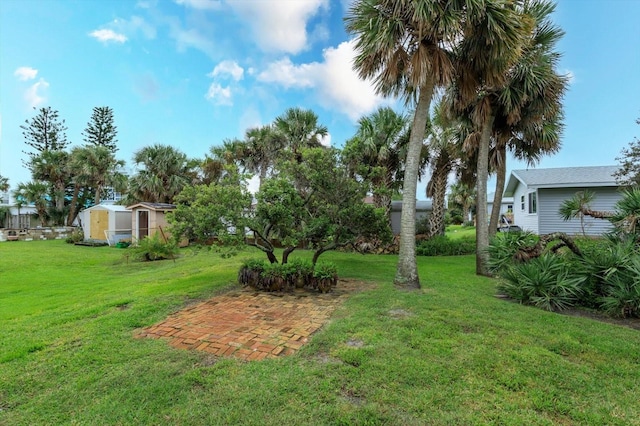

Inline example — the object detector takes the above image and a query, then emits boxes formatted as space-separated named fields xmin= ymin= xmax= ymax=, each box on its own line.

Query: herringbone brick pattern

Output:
xmin=137 ymin=280 xmax=373 ymax=361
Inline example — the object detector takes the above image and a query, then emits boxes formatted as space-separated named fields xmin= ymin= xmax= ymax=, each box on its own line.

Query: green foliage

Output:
xmin=487 ymin=231 xmax=539 ymax=273
xmin=600 ymin=256 xmax=640 ymax=317
xmin=614 ymin=117 xmax=640 ymax=187
xmin=0 ymin=206 xmax=10 ymax=227
xmin=129 ymin=233 xmax=178 ymax=262
xmin=65 ymin=228 xmax=84 ymax=244
xmin=169 ymin=170 xmax=251 ymax=249
xmin=312 ymin=262 xmax=338 ymax=293
xmin=498 ymin=254 xmax=585 ymax=311
xmin=416 ymin=235 xmax=475 ymax=256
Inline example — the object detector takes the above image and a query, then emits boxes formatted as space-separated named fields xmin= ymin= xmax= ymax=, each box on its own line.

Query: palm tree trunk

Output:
xmin=488 ymin=147 xmax=507 ymax=237
xmin=476 ymin=114 xmax=495 ymax=276
xmin=66 ymin=185 xmax=80 ymax=226
xmin=395 ymin=83 xmax=433 ymax=289
xmin=427 ymin=160 xmax=451 ymax=238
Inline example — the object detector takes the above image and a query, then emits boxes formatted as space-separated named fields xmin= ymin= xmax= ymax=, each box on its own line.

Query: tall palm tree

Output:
xmin=125 ymin=144 xmax=195 ymax=204
xmin=346 ymin=0 xmax=526 ymax=287
xmin=274 ymin=107 xmax=328 ymax=162
xmin=343 ymin=107 xmax=410 ymax=224
xmin=479 ymin=0 xmax=567 ymax=238
xmin=450 ymin=0 xmax=555 ymax=275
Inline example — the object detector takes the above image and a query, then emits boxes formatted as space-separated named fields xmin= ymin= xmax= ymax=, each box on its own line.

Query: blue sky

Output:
xmin=1 ymin=0 xmax=639 ymax=198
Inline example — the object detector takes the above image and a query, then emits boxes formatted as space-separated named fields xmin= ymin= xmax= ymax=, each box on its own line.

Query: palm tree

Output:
xmin=448 ymin=181 xmax=476 ymax=224
xmin=425 ymin=101 xmax=462 ymax=237
xmin=240 ymin=125 xmax=285 ymax=189
xmin=343 ymin=107 xmax=410 ymax=224
xmin=346 ymin=0 xmax=526 ymax=287
xmin=449 ymin=0 xmax=556 ymax=275
xmin=14 ymin=181 xmax=48 ymax=226
xmin=30 ymin=149 xmax=70 ymax=224
xmin=125 ymin=144 xmax=195 ymax=204
xmin=274 ymin=107 xmax=328 ymax=162
xmin=485 ymin=0 xmax=567 ymax=239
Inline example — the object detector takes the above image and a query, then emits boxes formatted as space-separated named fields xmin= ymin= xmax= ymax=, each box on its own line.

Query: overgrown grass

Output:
xmin=1 ymin=240 xmax=640 ymax=425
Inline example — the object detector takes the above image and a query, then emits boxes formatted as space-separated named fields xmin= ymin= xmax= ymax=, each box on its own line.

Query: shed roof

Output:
xmin=127 ymin=202 xmax=176 ymax=211
xmin=84 ymin=204 xmax=130 ymax=212
xmin=504 ymin=165 xmax=619 ymax=196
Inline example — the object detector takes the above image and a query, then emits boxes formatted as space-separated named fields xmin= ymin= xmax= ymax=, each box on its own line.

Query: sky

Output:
xmin=1 ymin=0 xmax=639 ymax=199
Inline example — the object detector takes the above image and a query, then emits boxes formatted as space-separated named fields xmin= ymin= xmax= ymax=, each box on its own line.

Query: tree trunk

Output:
xmin=66 ymin=185 xmax=81 ymax=226
xmin=476 ymin=114 xmax=495 ymax=276
xmin=427 ymin=157 xmax=451 ymax=238
xmin=281 ymin=246 xmax=296 ymax=264
xmin=488 ymin=147 xmax=507 ymax=237
xmin=395 ymin=83 xmax=433 ymax=289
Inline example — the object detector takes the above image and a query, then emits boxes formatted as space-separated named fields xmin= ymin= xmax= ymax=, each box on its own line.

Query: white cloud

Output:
xmin=24 ymin=78 xmax=49 ymax=108
xmin=246 ymin=175 xmax=260 ymax=194
xmin=14 ymin=67 xmax=38 ymax=81
xmin=258 ymin=40 xmax=388 ymax=121
xmin=89 ymin=29 xmax=128 ymax=43
xmin=209 ymin=60 xmax=244 ymax=81
xmin=205 ymin=83 xmax=232 ymax=105
xmin=257 ymin=58 xmax=316 ymax=89
xmin=227 ymin=0 xmax=328 ymax=54
xmin=320 ymin=133 xmax=331 ymax=147
xmin=174 ymin=0 xmax=222 ymax=10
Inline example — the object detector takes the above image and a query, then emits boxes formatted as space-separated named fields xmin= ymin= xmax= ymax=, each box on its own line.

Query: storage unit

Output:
xmin=81 ymin=204 xmax=132 ymax=245
xmin=127 ymin=202 xmax=176 ymax=243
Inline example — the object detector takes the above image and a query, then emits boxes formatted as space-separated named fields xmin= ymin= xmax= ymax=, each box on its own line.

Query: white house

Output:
xmin=0 ymin=188 xmax=37 ymax=229
xmin=487 ymin=192 xmax=514 ymax=224
xmin=503 ymin=165 xmax=622 ymax=236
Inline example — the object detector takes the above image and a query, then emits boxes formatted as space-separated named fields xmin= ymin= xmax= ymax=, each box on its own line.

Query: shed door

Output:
xmin=90 ymin=210 xmax=108 ymax=240
xmin=138 ymin=210 xmax=149 ymax=240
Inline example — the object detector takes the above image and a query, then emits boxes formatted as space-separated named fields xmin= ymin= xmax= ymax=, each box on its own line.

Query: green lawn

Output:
xmin=445 ymin=224 xmax=476 ymax=239
xmin=1 ymin=240 xmax=639 ymax=425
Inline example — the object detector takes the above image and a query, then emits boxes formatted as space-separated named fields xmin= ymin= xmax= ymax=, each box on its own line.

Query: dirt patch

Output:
xmin=388 ymin=308 xmax=414 ymax=319
xmin=560 ymin=308 xmax=640 ymax=331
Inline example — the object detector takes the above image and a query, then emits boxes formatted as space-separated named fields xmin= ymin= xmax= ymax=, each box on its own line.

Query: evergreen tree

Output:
xmin=82 ymin=106 xmax=118 ymax=153
xmin=20 ymin=107 xmax=69 ymax=165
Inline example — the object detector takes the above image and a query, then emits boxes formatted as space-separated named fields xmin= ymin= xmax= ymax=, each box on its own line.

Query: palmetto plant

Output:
xmin=498 ymin=253 xmax=585 ymax=311
xmin=600 ymin=255 xmax=640 ymax=318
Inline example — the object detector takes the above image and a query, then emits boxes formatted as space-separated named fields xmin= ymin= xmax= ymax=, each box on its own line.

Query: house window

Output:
xmin=528 ymin=192 xmax=537 ymax=214
xmin=520 ymin=195 xmax=525 ymax=211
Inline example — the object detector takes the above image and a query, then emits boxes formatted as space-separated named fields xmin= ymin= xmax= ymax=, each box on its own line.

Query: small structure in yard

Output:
xmin=127 ymin=202 xmax=176 ymax=243
xmin=81 ymin=204 xmax=132 ymax=245
xmin=390 ymin=200 xmax=432 ymax=235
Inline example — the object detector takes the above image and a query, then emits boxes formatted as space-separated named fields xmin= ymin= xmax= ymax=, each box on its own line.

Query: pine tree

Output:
xmin=20 ymin=107 xmax=69 ymax=163
xmin=82 ymin=106 xmax=118 ymax=153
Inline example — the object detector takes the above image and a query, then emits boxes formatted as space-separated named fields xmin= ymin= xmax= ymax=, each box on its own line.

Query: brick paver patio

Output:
xmin=136 ymin=280 xmax=373 ymax=361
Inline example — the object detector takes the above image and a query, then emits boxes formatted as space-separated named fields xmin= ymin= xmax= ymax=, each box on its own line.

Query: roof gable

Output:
xmin=126 ymin=202 xmax=176 ymax=211
xmin=504 ymin=165 xmax=619 ymax=196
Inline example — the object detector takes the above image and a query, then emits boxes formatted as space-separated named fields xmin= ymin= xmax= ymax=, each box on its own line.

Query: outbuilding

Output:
xmin=81 ymin=204 xmax=132 ymax=245
xmin=127 ymin=202 xmax=176 ymax=243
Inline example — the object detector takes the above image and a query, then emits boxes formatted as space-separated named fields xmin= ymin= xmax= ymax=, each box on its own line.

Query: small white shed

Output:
xmin=81 ymin=204 xmax=132 ymax=245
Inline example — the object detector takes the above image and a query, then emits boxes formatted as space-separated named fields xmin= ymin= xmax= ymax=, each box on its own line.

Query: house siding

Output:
xmin=538 ymin=187 xmax=622 ymax=236
xmin=512 ymin=183 xmax=539 ymax=233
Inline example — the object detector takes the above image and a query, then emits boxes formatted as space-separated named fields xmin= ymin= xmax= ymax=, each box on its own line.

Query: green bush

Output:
xmin=65 ymin=228 xmax=84 ymax=244
xmin=600 ymin=256 xmax=640 ymax=317
xmin=487 ymin=231 xmax=539 ymax=274
xmin=128 ymin=233 xmax=178 ymax=262
xmin=416 ymin=235 xmax=475 ymax=256
xmin=312 ymin=262 xmax=338 ymax=293
xmin=497 ymin=253 xmax=585 ymax=311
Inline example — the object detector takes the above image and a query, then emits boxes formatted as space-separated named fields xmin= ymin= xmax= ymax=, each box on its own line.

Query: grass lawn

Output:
xmin=1 ymin=240 xmax=639 ymax=425
xmin=445 ymin=224 xmax=476 ymax=240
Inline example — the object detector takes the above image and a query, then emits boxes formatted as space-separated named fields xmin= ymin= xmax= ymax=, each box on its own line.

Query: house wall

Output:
xmin=390 ymin=209 xmax=431 ymax=235
xmin=538 ymin=187 xmax=622 ymax=236
xmin=511 ymin=183 xmax=539 ymax=233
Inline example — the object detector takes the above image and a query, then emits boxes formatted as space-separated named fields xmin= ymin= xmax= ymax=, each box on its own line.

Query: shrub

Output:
xmin=487 ymin=231 xmax=539 ymax=274
xmin=497 ymin=253 xmax=585 ymax=311
xmin=599 ymin=254 xmax=640 ymax=318
xmin=312 ymin=262 xmax=338 ymax=293
xmin=416 ymin=235 xmax=475 ymax=256
xmin=238 ymin=259 xmax=266 ymax=289
xmin=65 ymin=228 xmax=84 ymax=244
xmin=129 ymin=233 xmax=178 ymax=262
